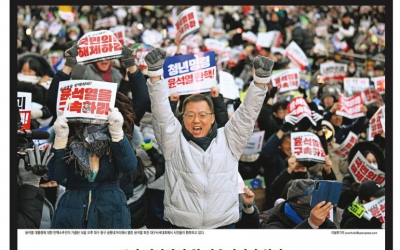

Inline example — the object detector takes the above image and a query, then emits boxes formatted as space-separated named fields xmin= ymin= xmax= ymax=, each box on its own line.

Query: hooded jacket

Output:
xmin=146 ymin=78 xmax=267 ymax=228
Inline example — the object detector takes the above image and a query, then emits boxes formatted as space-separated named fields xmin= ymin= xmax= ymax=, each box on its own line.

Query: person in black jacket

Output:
xmin=340 ymin=180 xmax=384 ymax=229
xmin=260 ymin=179 xmax=336 ymax=229
xmin=284 ymin=19 xmax=314 ymax=56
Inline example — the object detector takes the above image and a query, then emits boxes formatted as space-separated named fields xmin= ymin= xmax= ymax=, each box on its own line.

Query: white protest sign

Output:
xmin=329 ymin=132 xmax=358 ymax=159
xmin=348 ymin=151 xmax=385 ymax=185
xmin=210 ymin=28 xmax=226 ymax=39
xmin=204 ymin=38 xmax=226 ymax=55
xmin=368 ymin=106 xmax=385 ymax=141
xmin=291 ymin=132 xmax=326 ymax=163
xmin=242 ymin=31 xmax=257 ymax=44
xmin=271 ymin=68 xmax=300 ymax=93
xmin=141 ymin=29 xmax=163 ymax=47
xmin=336 ymin=93 xmax=365 ymax=119
xmin=76 ymin=30 xmax=123 ymax=65
xmin=56 ymin=80 xmax=118 ymax=124
xmin=238 ymin=174 xmax=245 ymax=194
xmin=344 ymin=77 xmax=370 ymax=93
xmin=17 ymin=92 xmax=32 ymax=130
xmin=218 ymin=47 xmax=231 ymax=63
xmin=175 ymin=6 xmax=200 ymax=42
xmin=287 ymin=97 xmax=316 ymax=126
xmin=242 ymin=131 xmax=265 ymax=156
xmin=320 ymin=61 xmax=348 ymax=82
xmin=315 ymin=26 xmax=328 ymax=37
xmin=110 ymin=25 xmax=126 ymax=45
xmin=371 ymin=76 xmax=385 ymax=94
xmin=94 ymin=16 xmax=117 ymax=29
xmin=362 ymin=88 xmax=384 ymax=105
xmin=163 ymin=51 xmax=217 ymax=95
xmin=218 ymin=71 xmax=239 ymax=100
xmin=164 ymin=45 xmax=188 ymax=56
xmin=363 ymin=196 xmax=385 ymax=229
xmin=284 ymin=41 xmax=309 ymax=71
xmin=256 ymin=32 xmax=274 ymax=48
xmin=331 ymin=32 xmax=349 ymax=51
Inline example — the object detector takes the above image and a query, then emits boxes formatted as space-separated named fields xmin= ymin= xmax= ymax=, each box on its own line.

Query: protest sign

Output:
xmin=76 ymin=30 xmax=122 ymax=65
xmin=32 ymin=126 xmax=52 ymax=150
xmin=17 ymin=92 xmax=32 ymax=131
xmin=371 ymin=76 xmax=385 ymax=94
xmin=315 ymin=26 xmax=328 ymax=37
xmin=284 ymin=41 xmax=309 ymax=71
xmin=141 ymin=29 xmax=163 ymax=47
xmin=256 ymin=31 xmax=282 ymax=49
xmin=164 ymin=45 xmax=188 ymax=56
xmin=167 ymin=25 xmax=177 ymax=39
xmin=330 ymin=32 xmax=349 ymax=51
xmin=271 ymin=68 xmax=300 ymax=93
xmin=344 ymin=77 xmax=370 ymax=93
xmin=242 ymin=31 xmax=257 ymax=44
xmin=348 ymin=151 xmax=385 ymax=185
xmin=363 ymin=196 xmax=385 ymax=229
xmin=329 ymin=132 xmax=358 ymax=159
xmin=210 ymin=28 xmax=226 ymax=40
xmin=368 ymin=106 xmax=385 ymax=141
xmin=130 ymin=43 xmax=154 ymax=73
xmin=110 ymin=25 xmax=126 ymax=46
xmin=336 ymin=93 xmax=365 ymax=119
xmin=48 ymin=50 xmax=65 ymax=72
xmin=163 ymin=51 xmax=217 ymax=95
xmin=361 ymin=88 xmax=384 ymax=105
xmin=94 ymin=16 xmax=117 ymax=29
xmin=242 ymin=131 xmax=265 ymax=156
xmin=320 ymin=61 xmax=348 ymax=82
xmin=238 ymin=174 xmax=245 ymax=194
xmin=203 ymin=38 xmax=226 ymax=55
xmin=218 ymin=47 xmax=231 ymax=64
xmin=290 ymin=132 xmax=326 ymax=163
xmin=287 ymin=97 xmax=316 ymax=126
xmin=226 ymin=45 xmax=244 ymax=68
xmin=218 ymin=70 xmax=239 ymax=100
xmin=56 ymin=80 xmax=118 ymax=124
xmin=174 ymin=6 xmax=200 ymax=42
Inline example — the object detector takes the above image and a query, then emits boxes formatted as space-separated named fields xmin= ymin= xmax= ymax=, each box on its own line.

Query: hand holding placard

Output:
xmin=64 ymin=44 xmax=78 ymax=68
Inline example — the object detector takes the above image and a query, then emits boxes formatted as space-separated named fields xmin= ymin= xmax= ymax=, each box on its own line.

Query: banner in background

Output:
xmin=336 ymin=93 xmax=365 ymax=119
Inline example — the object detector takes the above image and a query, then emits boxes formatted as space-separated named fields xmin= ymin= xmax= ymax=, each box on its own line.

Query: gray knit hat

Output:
xmin=287 ymin=179 xmax=315 ymax=204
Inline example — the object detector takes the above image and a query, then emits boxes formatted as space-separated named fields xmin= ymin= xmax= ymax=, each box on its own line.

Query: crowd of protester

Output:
xmin=16 ymin=5 xmax=386 ymax=230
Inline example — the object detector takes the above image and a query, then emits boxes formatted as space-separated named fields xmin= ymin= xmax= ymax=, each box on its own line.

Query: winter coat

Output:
xmin=291 ymin=23 xmax=314 ymax=56
xmin=82 ymin=64 xmax=123 ymax=89
xmin=340 ymin=201 xmax=383 ymax=229
xmin=260 ymin=201 xmax=337 ymax=229
xmin=47 ymin=135 xmax=137 ymax=229
xmin=323 ymin=111 xmax=366 ymax=144
xmin=17 ymin=184 xmax=45 ymax=229
xmin=147 ymin=78 xmax=267 ymax=228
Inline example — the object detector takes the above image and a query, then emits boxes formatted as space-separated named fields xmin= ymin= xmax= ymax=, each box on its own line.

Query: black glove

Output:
xmin=64 ymin=44 xmax=78 ymax=68
xmin=18 ymin=145 xmax=54 ymax=187
xmin=311 ymin=110 xmax=323 ymax=131
xmin=253 ymin=56 xmax=274 ymax=84
xmin=121 ymin=45 xmax=136 ymax=68
xmin=144 ymin=48 xmax=167 ymax=77
xmin=298 ymin=86 xmax=307 ymax=99
xmin=269 ymin=86 xmax=278 ymax=99
xmin=280 ymin=113 xmax=297 ymax=132
xmin=369 ymin=217 xmax=383 ymax=229
xmin=41 ymin=106 xmax=52 ymax=119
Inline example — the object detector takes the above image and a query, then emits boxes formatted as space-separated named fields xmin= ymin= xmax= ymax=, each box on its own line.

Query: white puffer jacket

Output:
xmin=147 ymin=78 xmax=267 ymax=228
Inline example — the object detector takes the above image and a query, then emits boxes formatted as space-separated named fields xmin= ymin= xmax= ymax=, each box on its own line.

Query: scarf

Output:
xmin=286 ymin=201 xmax=313 ymax=224
xmin=182 ymin=121 xmax=218 ymax=151
xmin=94 ymin=63 xmax=112 ymax=82
xmin=65 ymin=124 xmax=112 ymax=178
xmin=17 ymin=73 xmax=40 ymax=84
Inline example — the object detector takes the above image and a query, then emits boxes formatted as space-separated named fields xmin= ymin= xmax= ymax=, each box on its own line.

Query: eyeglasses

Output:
xmin=183 ymin=112 xmax=213 ymax=120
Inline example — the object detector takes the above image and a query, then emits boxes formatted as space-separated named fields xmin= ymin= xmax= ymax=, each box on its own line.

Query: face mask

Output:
xmin=369 ymin=163 xmax=378 ymax=169
xmin=367 ymin=71 xmax=374 ymax=77
xmin=69 ymin=35 xmax=78 ymax=41
xmin=292 ymin=171 xmax=308 ymax=180
xmin=348 ymin=68 xmax=356 ymax=73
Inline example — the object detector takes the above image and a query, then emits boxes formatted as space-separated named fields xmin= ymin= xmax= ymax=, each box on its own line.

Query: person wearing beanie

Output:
xmin=319 ymin=90 xmax=338 ymax=111
xmin=340 ymin=180 xmax=385 ymax=229
xmin=260 ymin=179 xmax=336 ymax=229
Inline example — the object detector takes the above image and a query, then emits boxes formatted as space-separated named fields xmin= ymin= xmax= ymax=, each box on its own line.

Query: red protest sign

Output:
xmin=344 ymin=77 xmax=370 ymax=93
xmin=336 ymin=93 xmax=365 ymax=119
xmin=175 ymin=6 xmax=200 ymax=42
xmin=348 ymin=151 xmax=385 ymax=185
xmin=368 ymin=106 xmax=385 ymax=141
xmin=271 ymin=68 xmax=300 ymax=93
xmin=110 ymin=25 xmax=126 ymax=46
xmin=291 ymin=132 xmax=326 ymax=163
xmin=76 ymin=30 xmax=123 ymax=65
xmin=56 ymin=80 xmax=118 ymax=124
xmin=330 ymin=132 xmax=358 ymax=159
xmin=362 ymin=88 xmax=384 ymax=105
xmin=284 ymin=41 xmax=309 ymax=71
xmin=320 ymin=62 xmax=348 ymax=82
xmin=371 ymin=76 xmax=385 ymax=94
xmin=287 ymin=97 xmax=316 ymax=126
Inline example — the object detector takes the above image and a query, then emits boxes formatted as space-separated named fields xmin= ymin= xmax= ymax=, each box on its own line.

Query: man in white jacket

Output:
xmin=144 ymin=48 xmax=274 ymax=229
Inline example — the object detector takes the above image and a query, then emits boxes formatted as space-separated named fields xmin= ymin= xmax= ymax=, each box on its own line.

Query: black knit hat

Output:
xmin=358 ymin=180 xmax=385 ymax=202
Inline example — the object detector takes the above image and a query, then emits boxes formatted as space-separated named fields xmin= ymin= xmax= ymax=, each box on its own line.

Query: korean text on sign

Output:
xmin=175 ymin=6 xmax=200 ymax=42
xmin=348 ymin=151 xmax=385 ymax=185
xmin=291 ymin=132 xmax=326 ymax=163
xmin=330 ymin=132 xmax=358 ymax=159
xmin=76 ymin=30 xmax=122 ymax=65
xmin=287 ymin=97 xmax=316 ymax=126
xmin=57 ymin=80 xmax=118 ymax=124
xmin=336 ymin=93 xmax=365 ymax=119
xmin=271 ymin=68 xmax=300 ymax=92
xmin=363 ymin=196 xmax=385 ymax=229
